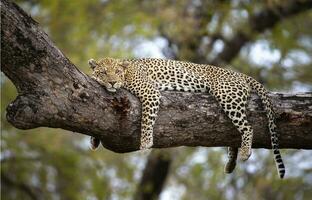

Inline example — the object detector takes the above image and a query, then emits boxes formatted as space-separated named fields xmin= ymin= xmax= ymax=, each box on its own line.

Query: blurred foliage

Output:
xmin=1 ymin=0 xmax=312 ymax=200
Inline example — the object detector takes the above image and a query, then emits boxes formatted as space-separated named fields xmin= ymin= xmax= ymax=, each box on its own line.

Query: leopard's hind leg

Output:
xmin=211 ymin=80 xmax=254 ymax=162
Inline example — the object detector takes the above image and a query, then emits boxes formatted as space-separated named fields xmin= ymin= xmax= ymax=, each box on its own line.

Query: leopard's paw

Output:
xmin=238 ymin=146 xmax=251 ymax=161
xmin=89 ymin=136 xmax=101 ymax=151
xmin=140 ymin=139 xmax=153 ymax=150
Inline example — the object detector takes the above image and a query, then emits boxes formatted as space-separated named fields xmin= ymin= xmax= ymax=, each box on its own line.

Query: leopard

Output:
xmin=88 ymin=57 xmax=285 ymax=178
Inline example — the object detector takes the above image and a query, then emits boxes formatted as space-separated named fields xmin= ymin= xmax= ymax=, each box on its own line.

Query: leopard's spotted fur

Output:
xmin=88 ymin=58 xmax=285 ymax=178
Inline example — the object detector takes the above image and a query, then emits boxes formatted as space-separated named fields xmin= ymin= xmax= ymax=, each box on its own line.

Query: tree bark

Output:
xmin=1 ymin=0 xmax=312 ymax=154
xmin=134 ymin=1 xmax=312 ymax=199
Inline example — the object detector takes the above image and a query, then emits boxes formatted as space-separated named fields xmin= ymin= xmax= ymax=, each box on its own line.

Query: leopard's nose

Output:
xmin=110 ymin=81 xmax=117 ymax=86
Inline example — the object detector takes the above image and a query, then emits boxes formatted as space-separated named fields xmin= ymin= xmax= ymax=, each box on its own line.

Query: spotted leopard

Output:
xmin=88 ymin=58 xmax=285 ymax=178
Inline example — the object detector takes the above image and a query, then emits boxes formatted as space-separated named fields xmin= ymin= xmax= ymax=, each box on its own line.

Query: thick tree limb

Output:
xmin=1 ymin=0 xmax=312 ymax=154
xmin=137 ymin=1 xmax=312 ymax=199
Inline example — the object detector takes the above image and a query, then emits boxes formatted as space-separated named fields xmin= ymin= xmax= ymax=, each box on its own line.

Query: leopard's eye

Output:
xmin=116 ymin=69 xmax=122 ymax=74
xmin=97 ymin=70 xmax=106 ymax=76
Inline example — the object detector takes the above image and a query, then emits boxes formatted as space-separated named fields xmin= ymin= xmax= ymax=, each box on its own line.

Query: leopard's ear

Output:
xmin=119 ymin=60 xmax=130 ymax=69
xmin=88 ymin=59 xmax=97 ymax=70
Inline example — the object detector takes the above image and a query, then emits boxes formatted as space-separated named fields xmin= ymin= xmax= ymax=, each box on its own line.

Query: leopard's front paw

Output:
xmin=140 ymin=139 xmax=153 ymax=150
xmin=238 ymin=146 xmax=251 ymax=161
xmin=89 ymin=136 xmax=101 ymax=151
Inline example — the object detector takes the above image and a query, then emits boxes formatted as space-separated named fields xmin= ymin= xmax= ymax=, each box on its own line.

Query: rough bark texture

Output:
xmin=142 ymin=2 xmax=312 ymax=198
xmin=1 ymin=0 xmax=312 ymax=154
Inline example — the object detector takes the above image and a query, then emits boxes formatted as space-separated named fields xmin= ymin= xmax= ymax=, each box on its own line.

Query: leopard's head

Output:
xmin=88 ymin=58 xmax=129 ymax=92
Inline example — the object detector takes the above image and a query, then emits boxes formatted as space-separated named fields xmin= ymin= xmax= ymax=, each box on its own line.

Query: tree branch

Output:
xmin=211 ymin=0 xmax=312 ymax=64
xmin=1 ymin=0 xmax=312 ymax=154
xmin=1 ymin=172 xmax=43 ymax=200
xmin=133 ymin=150 xmax=172 ymax=200
xmin=136 ymin=1 xmax=312 ymax=198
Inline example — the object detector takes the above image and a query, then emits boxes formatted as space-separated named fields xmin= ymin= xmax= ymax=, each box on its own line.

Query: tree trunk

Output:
xmin=1 ymin=0 xmax=312 ymax=154
xmin=133 ymin=150 xmax=172 ymax=200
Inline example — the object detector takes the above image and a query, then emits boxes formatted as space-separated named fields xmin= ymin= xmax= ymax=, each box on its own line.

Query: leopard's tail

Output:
xmin=245 ymin=75 xmax=285 ymax=179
